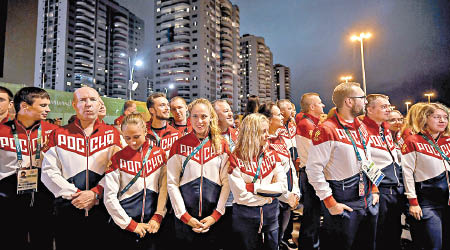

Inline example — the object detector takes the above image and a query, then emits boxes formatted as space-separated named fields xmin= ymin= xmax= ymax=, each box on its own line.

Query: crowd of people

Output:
xmin=0 ymin=83 xmax=449 ymax=250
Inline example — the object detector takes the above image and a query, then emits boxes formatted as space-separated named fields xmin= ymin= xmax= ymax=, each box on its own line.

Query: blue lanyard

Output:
xmin=11 ymin=123 xmax=42 ymax=167
xmin=181 ymin=137 xmax=209 ymax=178
xmin=118 ymin=142 xmax=153 ymax=198
xmin=226 ymin=131 xmax=235 ymax=151
xmin=334 ymin=114 xmax=367 ymax=162
xmin=151 ymin=129 xmax=161 ymax=147
xmin=420 ymin=134 xmax=450 ymax=163
xmin=252 ymin=153 xmax=265 ymax=183
xmin=302 ymin=114 xmax=315 ymax=125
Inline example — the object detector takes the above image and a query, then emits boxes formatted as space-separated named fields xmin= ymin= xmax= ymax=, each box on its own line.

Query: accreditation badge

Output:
xmin=361 ymin=160 xmax=385 ymax=187
xmin=17 ymin=168 xmax=38 ymax=194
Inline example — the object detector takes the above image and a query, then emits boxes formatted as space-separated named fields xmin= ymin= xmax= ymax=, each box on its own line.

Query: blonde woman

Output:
xmin=228 ymin=113 xmax=287 ymax=250
xmin=103 ymin=113 xmax=167 ymax=249
xmin=400 ymin=102 xmax=426 ymax=145
xmin=401 ymin=103 xmax=450 ymax=249
xmin=167 ymin=98 xmax=230 ymax=250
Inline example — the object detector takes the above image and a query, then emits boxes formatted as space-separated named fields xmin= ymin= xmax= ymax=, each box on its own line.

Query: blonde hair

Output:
xmin=300 ymin=92 xmax=319 ymax=112
xmin=412 ymin=103 xmax=450 ymax=136
xmin=121 ymin=112 xmax=147 ymax=134
xmin=188 ymin=98 xmax=223 ymax=152
xmin=233 ymin=113 xmax=269 ymax=163
xmin=327 ymin=107 xmax=337 ymax=119
xmin=332 ymin=82 xmax=361 ymax=109
xmin=401 ymin=102 xmax=426 ymax=135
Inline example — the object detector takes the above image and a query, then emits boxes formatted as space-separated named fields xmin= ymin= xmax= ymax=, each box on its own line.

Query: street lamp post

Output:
xmin=351 ymin=32 xmax=372 ymax=94
xmin=340 ymin=75 xmax=353 ymax=83
xmin=405 ymin=101 xmax=412 ymax=113
xmin=128 ymin=49 xmax=143 ymax=100
xmin=424 ymin=93 xmax=434 ymax=103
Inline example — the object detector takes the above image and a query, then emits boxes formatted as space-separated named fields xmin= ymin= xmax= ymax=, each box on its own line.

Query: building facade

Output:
xmin=34 ymin=0 xmax=144 ymax=99
xmin=153 ymin=0 xmax=241 ymax=111
xmin=274 ymin=64 xmax=291 ymax=100
xmin=240 ymin=34 xmax=274 ymax=111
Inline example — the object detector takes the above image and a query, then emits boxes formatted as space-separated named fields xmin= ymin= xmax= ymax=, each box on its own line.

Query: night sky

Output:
xmin=233 ymin=0 xmax=450 ymax=113
xmin=121 ymin=0 xmax=450 ymax=114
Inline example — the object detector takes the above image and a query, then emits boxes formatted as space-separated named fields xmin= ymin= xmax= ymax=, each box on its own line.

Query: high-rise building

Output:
xmin=34 ymin=0 xmax=144 ymax=99
xmin=274 ymin=64 xmax=291 ymax=100
xmin=240 ymin=34 xmax=274 ymax=110
xmin=154 ymin=0 xmax=241 ymax=111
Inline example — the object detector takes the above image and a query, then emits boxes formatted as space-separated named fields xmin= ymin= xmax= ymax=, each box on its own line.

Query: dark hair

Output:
xmin=146 ymin=92 xmax=166 ymax=110
xmin=258 ymin=101 xmax=277 ymax=118
xmin=13 ymin=87 xmax=50 ymax=113
xmin=123 ymin=100 xmax=135 ymax=113
xmin=244 ymin=95 xmax=259 ymax=118
xmin=68 ymin=115 xmax=77 ymax=124
xmin=0 ymin=86 xmax=13 ymax=101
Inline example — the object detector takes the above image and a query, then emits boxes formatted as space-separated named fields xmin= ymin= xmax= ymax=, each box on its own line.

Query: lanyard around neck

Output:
xmin=334 ymin=114 xmax=368 ymax=162
xmin=180 ymin=137 xmax=210 ymax=178
xmin=12 ymin=123 xmax=42 ymax=167
xmin=252 ymin=153 xmax=265 ymax=183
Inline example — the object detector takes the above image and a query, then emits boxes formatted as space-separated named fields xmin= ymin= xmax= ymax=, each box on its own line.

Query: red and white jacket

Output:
xmin=222 ymin=127 xmax=239 ymax=151
xmin=41 ymin=118 xmax=121 ymax=202
xmin=296 ymin=113 xmax=320 ymax=168
xmin=269 ymin=135 xmax=300 ymax=203
xmin=170 ymin=119 xmax=192 ymax=136
xmin=104 ymin=140 xmax=167 ymax=232
xmin=228 ymin=148 xmax=287 ymax=207
xmin=277 ymin=120 xmax=300 ymax=168
xmin=167 ymin=132 xmax=230 ymax=224
xmin=306 ymin=114 xmax=378 ymax=208
xmin=401 ymin=132 xmax=450 ymax=206
xmin=146 ymin=122 xmax=180 ymax=158
xmin=0 ymin=120 xmax=58 ymax=195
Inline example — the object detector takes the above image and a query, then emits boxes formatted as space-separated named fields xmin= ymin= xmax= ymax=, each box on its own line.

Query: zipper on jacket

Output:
xmin=141 ymin=149 xmax=147 ymax=223
xmin=199 ymin=141 xmax=204 ymax=217
xmin=85 ymin=136 xmax=90 ymax=217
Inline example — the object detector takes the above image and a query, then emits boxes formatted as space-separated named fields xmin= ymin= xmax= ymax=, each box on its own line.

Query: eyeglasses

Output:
xmin=348 ymin=95 xmax=366 ymax=99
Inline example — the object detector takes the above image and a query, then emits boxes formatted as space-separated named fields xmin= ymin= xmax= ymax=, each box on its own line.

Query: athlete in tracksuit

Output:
xmin=363 ymin=116 xmax=406 ymax=250
xmin=306 ymin=113 xmax=380 ymax=250
xmin=269 ymin=134 xmax=300 ymax=246
xmin=167 ymin=132 xmax=230 ymax=250
xmin=104 ymin=140 xmax=167 ymax=250
xmin=228 ymin=147 xmax=288 ymax=250
xmin=146 ymin=121 xmax=180 ymax=158
xmin=402 ymin=132 xmax=450 ymax=249
xmin=296 ymin=113 xmax=322 ymax=250
xmin=0 ymin=119 xmax=58 ymax=249
xmin=41 ymin=118 xmax=122 ymax=250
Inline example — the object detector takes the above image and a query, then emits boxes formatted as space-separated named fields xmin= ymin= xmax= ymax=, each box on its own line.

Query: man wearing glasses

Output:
xmin=306 ymin=82 xmax=380 ymax=249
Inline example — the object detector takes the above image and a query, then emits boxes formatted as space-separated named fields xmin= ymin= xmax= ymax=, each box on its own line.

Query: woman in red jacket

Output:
xmin=104 ymin=113 xmax=168 ymax=250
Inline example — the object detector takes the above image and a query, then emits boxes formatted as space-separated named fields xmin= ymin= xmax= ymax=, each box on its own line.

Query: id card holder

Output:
xmin=17 ymin=167 xmax=38 ymax=194
xmin=361 ymin=160 xmax=385 ymax=187
xmin=359 ymin=182 xmax=365 ymax=196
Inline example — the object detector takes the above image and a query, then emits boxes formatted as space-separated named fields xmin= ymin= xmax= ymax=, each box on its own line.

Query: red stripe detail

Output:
xmin=211 ymin=210 xmax=222 ymax=222
xmin=125 ymin=219 xmax=138 ymax=232
xmin=180 ymin=212 xmax=192 ymax=224
xmin=409 ymin=198 xmax=419 ymax=206
xmin=151 ymin=214 xmax=163 ymax=224
xmin=245 ymin=183 xmax=255 ymax=193
xmin=90 ymin=185 xmax=103 ymax=196
xmin=324 ymin=195 xmax=337 ymax=208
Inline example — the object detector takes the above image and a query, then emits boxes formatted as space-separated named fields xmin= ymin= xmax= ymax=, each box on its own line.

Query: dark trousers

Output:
xmin=232 ymin=201 xmax=279 ymax=250
xmin=0 ymin=176 xmax=55 ymax=250
xmin=109 ymin=220 xmax=157 ymax=250
xmin=278 ymin=202 xmax=292 ymax=244
xmin=408 ymin=205 xmax=450 ymax=250
xmin=376 ymin=186 xmax=406 ymax=250
xmin=54 ymin=201 xmax=110 ymax=250
xmin=216 ymin=205 xmax=234 ymax=250
xmin=173 ymin=213 xmax=221 ymax=250
xmin=322 ymin=204 xmax=379 ymax=250
xmin=298 ymin=168 xmax=322 ymax=250
xmin=157 ymin=209 xmax=176 ymax=250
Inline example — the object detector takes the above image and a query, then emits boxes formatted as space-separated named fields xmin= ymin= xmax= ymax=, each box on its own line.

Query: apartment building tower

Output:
xmin=34 ymin=0 xmax=144 ymax=99
xmin=154 ymin=0 xmax=241 ymax=111
xmin=240 ymin=34 xmax=274 ymax=110
xmin=274 ymin=64 xmax=291 ymax=100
